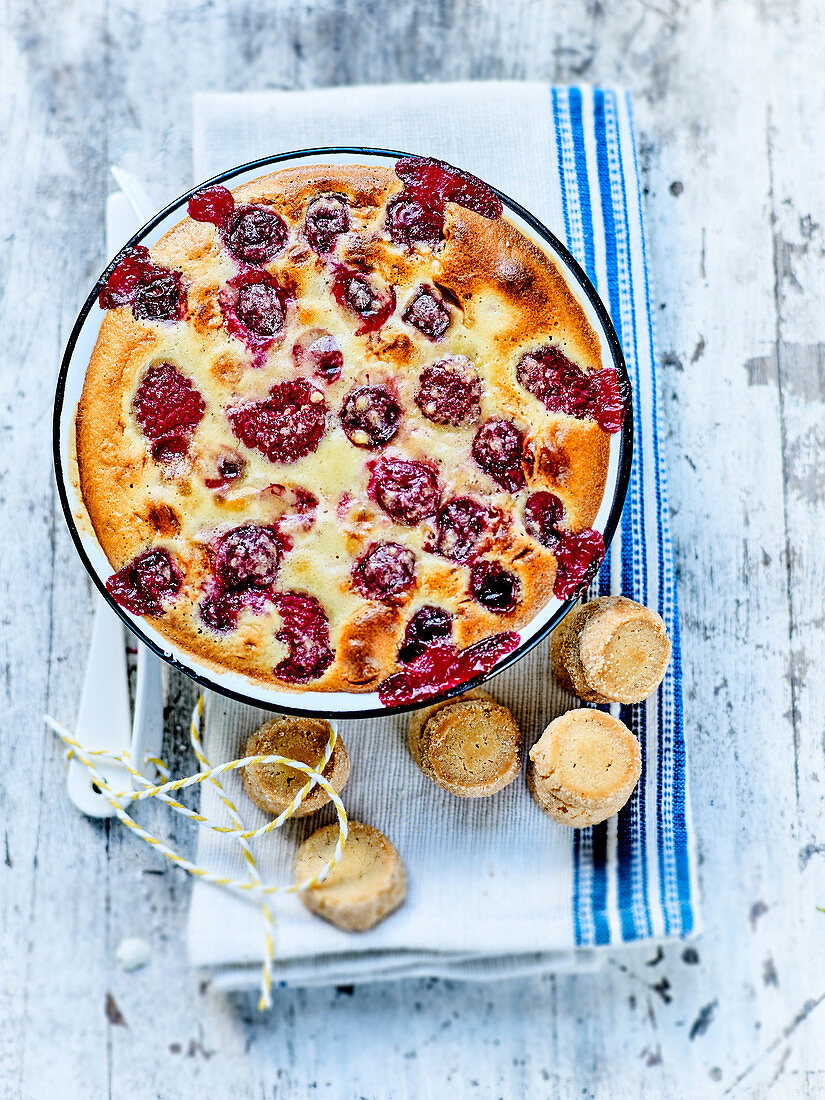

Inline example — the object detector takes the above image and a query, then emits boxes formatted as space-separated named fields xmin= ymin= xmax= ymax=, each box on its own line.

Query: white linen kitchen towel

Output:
xmin=187 ymin=82 xmax=698 ymax=990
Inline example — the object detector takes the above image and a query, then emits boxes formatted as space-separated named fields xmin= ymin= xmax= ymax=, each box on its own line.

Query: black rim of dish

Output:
xmin=53 ymin=147 xmax=634 ymax=720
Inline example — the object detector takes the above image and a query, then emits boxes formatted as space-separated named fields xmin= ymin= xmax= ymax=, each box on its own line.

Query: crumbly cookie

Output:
xmin=294 ymin=821 xmax=406 ymax=932
xmin=241 ymin=717 xmax=349 ymax=818
xmin=527 ymin=708 xmax=641 ymax=827
xmin=551 ymin=596 xmax=671 ymax=704
xmin=408 ymin=688 xmax=522 ymax=797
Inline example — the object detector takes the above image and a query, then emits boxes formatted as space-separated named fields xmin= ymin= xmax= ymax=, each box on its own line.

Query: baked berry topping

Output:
xmin=292 ymin=329 xmax=343 ymax=382
xmin=205 ymin=453 xmax=245 ymax=489
xmin=386 ymin=196 xmax=444 ymax=250
xmin=402 ymin=287 xmax=450 ymax=340
xmin=339 ymin=386 xmax=402 ymax=448
xmin=151 ymin=435 xmax=189 ymax=467
xmin=433 ymin=497 xmax=488 ymax=562
xmin=188 ymin=185 xmax=235 ymax=229
xmin=353 ymin=542 xmax=417 ymax=602
xmin=415 ymin=356 xmax=482 ymax=426
xmin=331 ymin=265 xmax=396 ymax=335
xmin=521 ymin=491 xmax=605 ymax=599
xmin=387 ymin=157 xmax=503 ymax=249
xmin=99 ymin=246 xmax=184 ymax=322
xmin=106 ymin=548 xmax=182 ymax=617
xmin=469 ymin=560 xmax=521 ymax=614
xmin=225 ymin=205 xmax=288 ymax=266
xmin=377 ymin=631 xmax=519 ymax=707
xmin=304 ymin=194 xmax=350 ymax=254
xmin=522 ymin=490 xmax=565 ymax=545
xmin=228 ymin=378 xmax=328 ymax=464
xmin=199 ymin=587 xmax=246 ymax=633
xmin=548 ymin=529 xmax=605 ymax=599
xmin=272 ymin=591 xmax=334 ymax=683
xmin=370 ymin=458 xmax=441 ymax=526
xmin=214 ymin=524 xmax=282 ymax=591
xmin=516 ymin=346 xmax=627 ymax=433
xmin=398 ymin=605 xmax=454 ymax=664
xmin=472 ymin=419 xmax=526 ymax=492
xmin=132 ymin=363 xmax=205 ymax=446
xmin=236 ymin=279 xmax=285 ymax=337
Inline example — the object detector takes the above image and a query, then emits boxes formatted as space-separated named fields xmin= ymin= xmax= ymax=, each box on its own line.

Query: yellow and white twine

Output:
xmin=45 ymin=694 xmax=348 ymax=1010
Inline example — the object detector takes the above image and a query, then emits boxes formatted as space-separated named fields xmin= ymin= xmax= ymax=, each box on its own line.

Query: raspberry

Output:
xmin=106 ymin=548 xmax=181 ymax=617
xmin=548 ymin=529 xmax=605 ymax=600
xmin=204 ymin=453 xmax=245 ymax=490
xmin=188 ymin=185 xmax=235 ymax=229
xmin=132 ymin=363 xmax=205 ymax=442
xmin=353 ymin=542 xmax=417 ymax=602
xmin=386 ymin=157 xmax=503 ymax=249
xmin=472 ymin=419 xmax=526 ymax=492
xmin=339 ymin=386 xmax=402 ymax=448
xmin=415 ymin=357 xmax=481 ymax=427
xmin=272 ymin=591 xmax=334 ymax=683
xmin=371 ymin=458 xmax=441 ymax=526
xmin=469 ymin=560 xmax=521 ymax=614
xmin=228 ymin=379 xmax=328 ymax=464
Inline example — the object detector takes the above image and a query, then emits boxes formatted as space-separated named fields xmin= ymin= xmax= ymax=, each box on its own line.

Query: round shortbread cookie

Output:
xmin=408 ymin=689 xmax=521 ymax=797
xmin=551 ymin=596 xmax=671 ymax=704
xmin=294 ymin=821 xmax=406 ymax=932
xmin=527 ymin=708 xmax=641 ymax=827
xmin=241 ymin=717 xmax=349 ymax=818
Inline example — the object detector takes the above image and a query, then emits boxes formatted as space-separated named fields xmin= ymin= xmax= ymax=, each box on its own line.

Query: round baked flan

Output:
xmin=74 ymin=157 xmax=627 ymax=704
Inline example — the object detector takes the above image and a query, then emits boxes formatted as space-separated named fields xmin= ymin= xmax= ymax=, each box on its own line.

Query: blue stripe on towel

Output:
xmin=552 ymin=87 xmax=694 ymax=946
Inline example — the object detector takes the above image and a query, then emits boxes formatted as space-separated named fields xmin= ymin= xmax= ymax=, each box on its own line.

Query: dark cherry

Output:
xmin=304 ymin=194 xmax=350 ymax=254
xmin=352 ymin=542 xmax=416 ymax=602
xmin=522 ymin=491 xmax=565 ymax=545
xmin=213 ymin=525 xmax=282 ymax=591
xmin=204 ymin=453 xmax=245 ymax=489
xmin=331 ymin=265 xmax=396 ymax=335
xmin=402 ymin=287 xmax=450 ymax=340
xmin=188 ymin=185 xmax=235 ymax=229
xmin=99 ymin=246 xmax=183 ymax=323
xmin=151 ymin=435 xmax=189 ymax=466
xmin=199 ymin=587 xmax=245 ymax=633
xmin=415 ymin=356 xmax=481 ymax=426
xmin=398 ymin=606 xmax=453 ymax=665
xmin=225 ymin=205 xmax=288 ymax=266
xmin=292 ymin=329 xmax=343 ymax=382
xmin=377 ymin=631 xmax=519 ymax=707
xmin=386 ymin=157 xmax=503 ymax=249
xmin=386 ymin=196 xmax=444 ymax=249
xmin=106 ymin=548 xmax=181 ymax=617
xmin=272 ymin=591 xmax=334 ymax=683
xmin=521 ymin=491 xmax=605 ymax=599
xmin=133 ymin=362 xmax=205 ymax=442
xmin=370 ymin=458 xmax=441 ymax=526
xmin=228 ymin=378 xmax=328 ymax=464
xmin=339 ymin=386 xmax=402 ymax=448
xmin=548 ymin=529 xmax=605 ymax=600
xmin=236 ymin=280 xmax=285 ymax=337
xmin=472 ymin=419 xmax=526 ymax=492
xmin=469 ymin=560 xmax=521 ymax=614
xmin=433 ymin=497 xmax=487 ymax=562
xmin=516 ymin=346 xmax=627 ymax=433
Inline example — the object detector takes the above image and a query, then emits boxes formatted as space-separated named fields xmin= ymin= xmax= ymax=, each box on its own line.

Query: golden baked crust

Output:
xmin=76 ymin=161 xmax=617 ymax=695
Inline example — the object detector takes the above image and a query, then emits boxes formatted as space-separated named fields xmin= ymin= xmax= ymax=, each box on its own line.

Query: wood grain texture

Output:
xmin=1 ymin=0 xmax=824 ymax=1097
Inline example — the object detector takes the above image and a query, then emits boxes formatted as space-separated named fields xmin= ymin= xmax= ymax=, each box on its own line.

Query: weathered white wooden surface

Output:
xmin=1 ymin=1 xmax=824 ymax=1096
